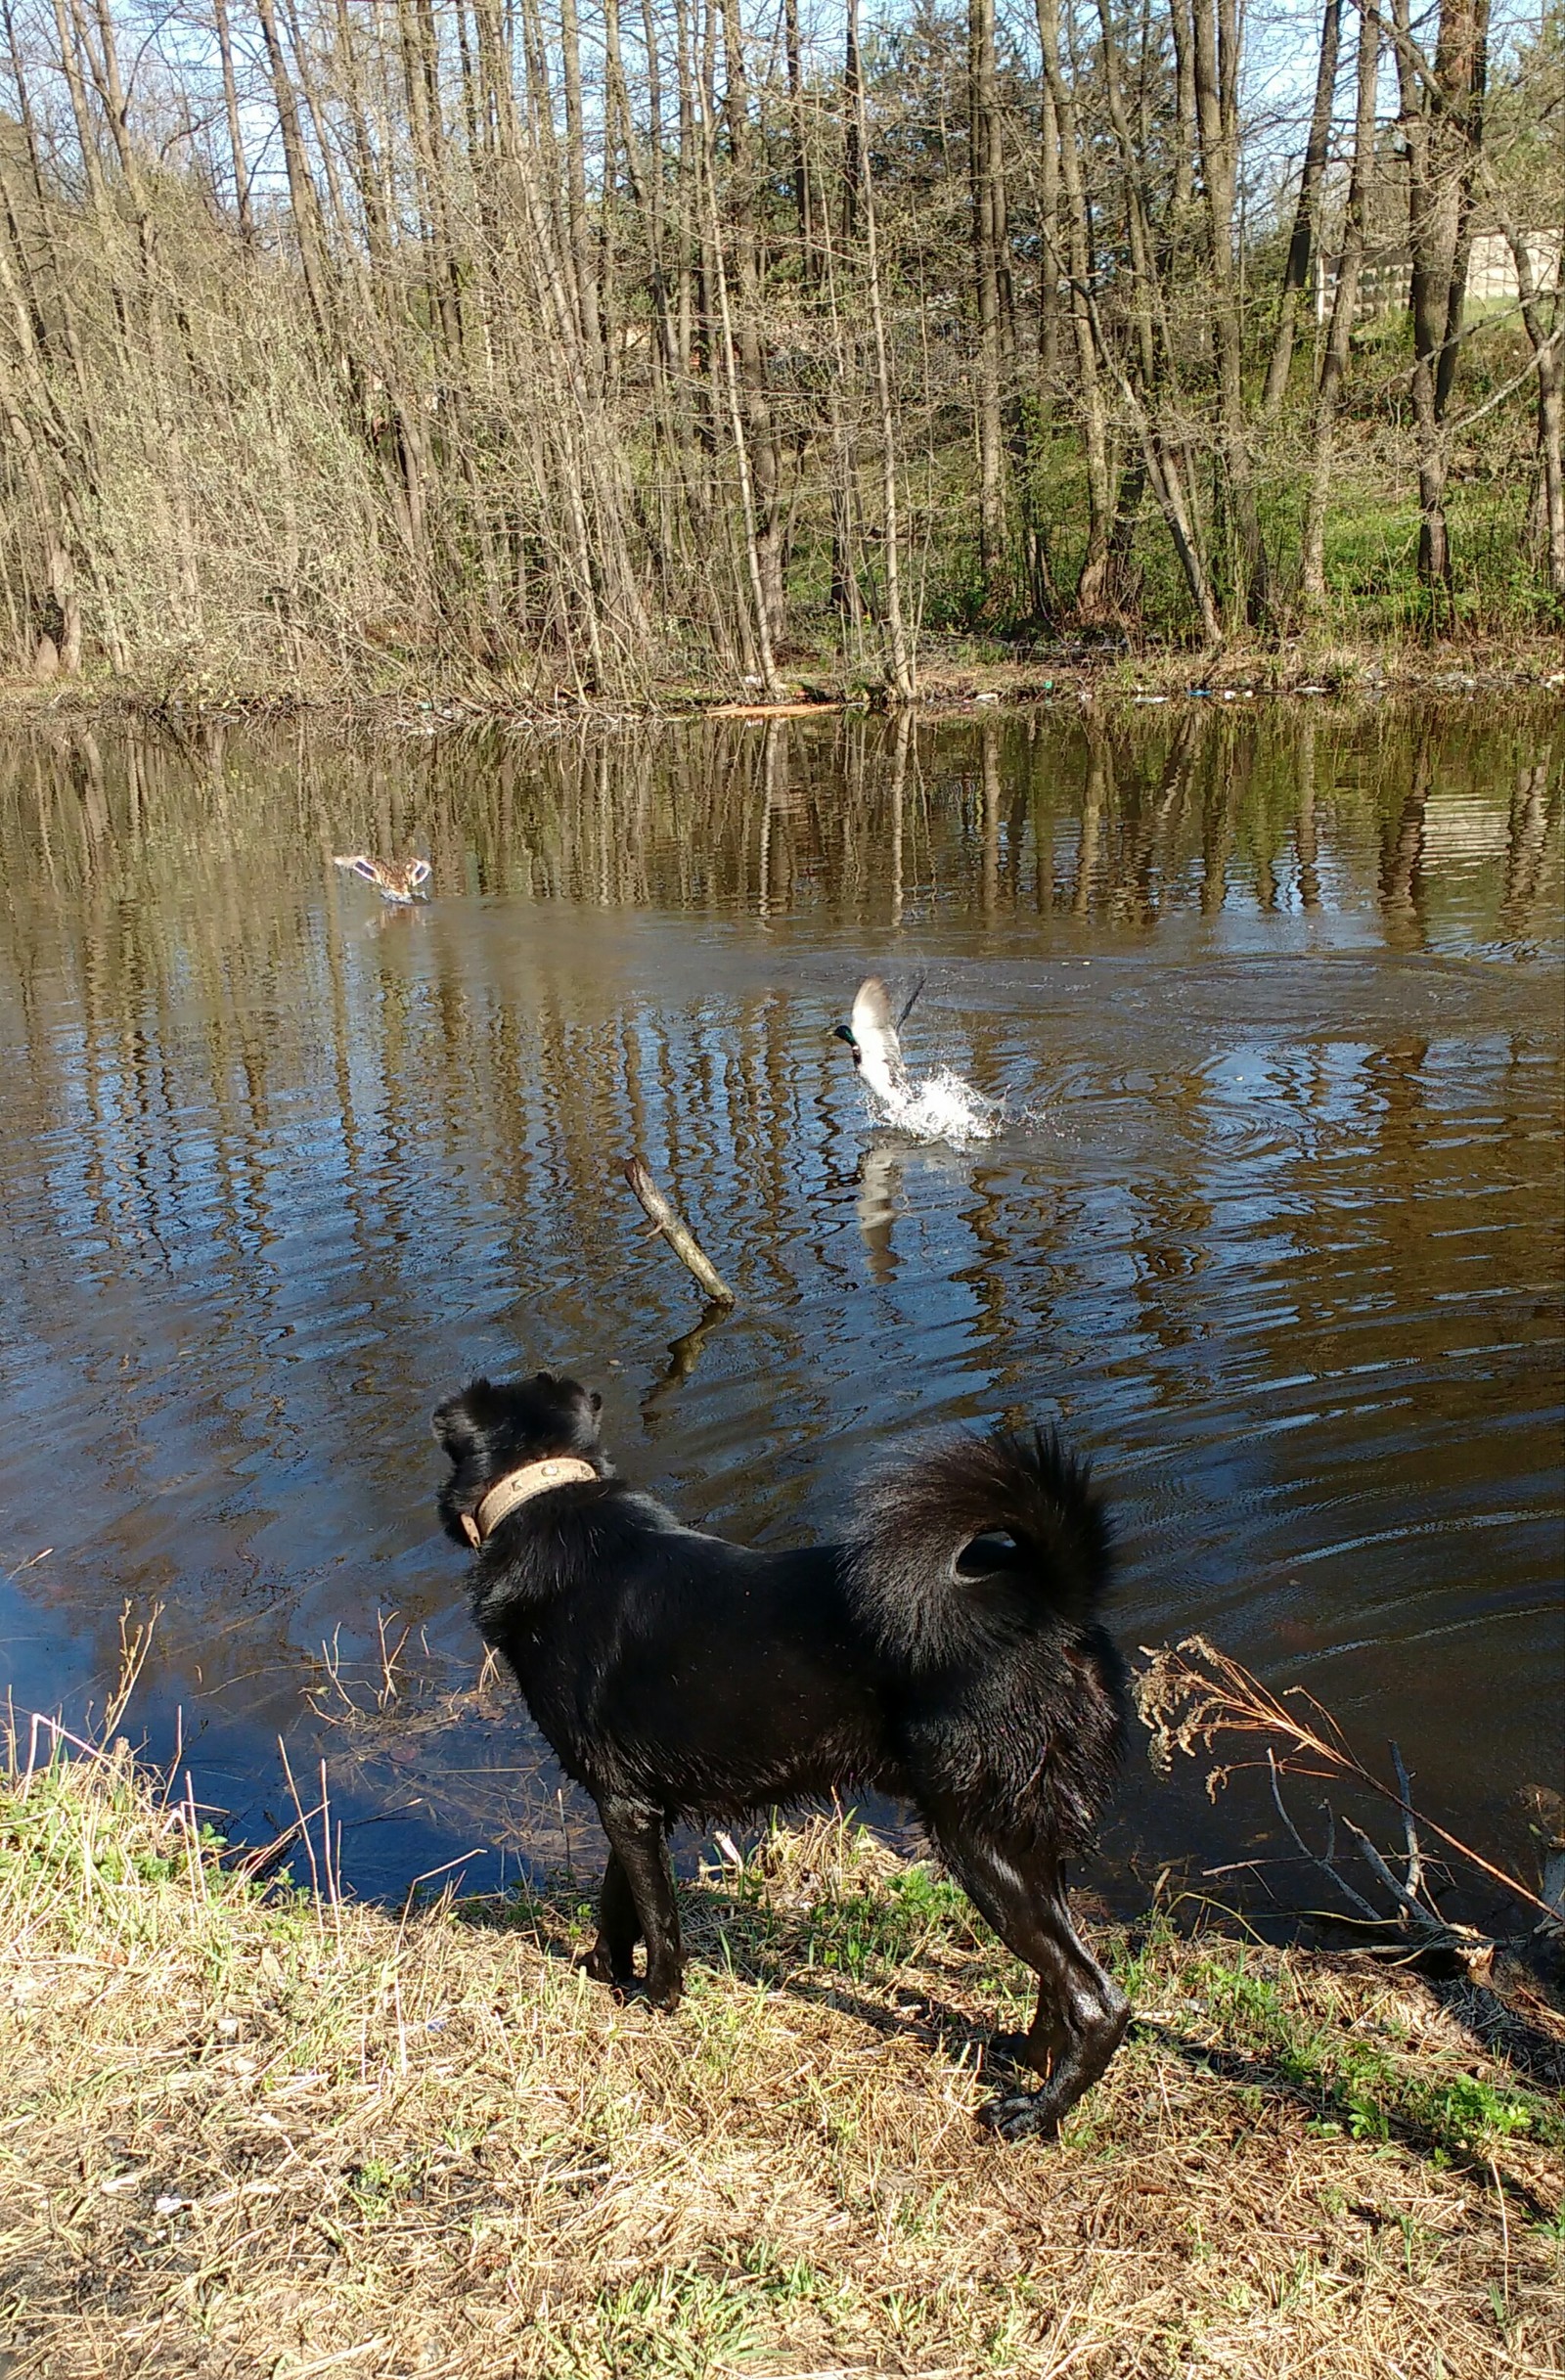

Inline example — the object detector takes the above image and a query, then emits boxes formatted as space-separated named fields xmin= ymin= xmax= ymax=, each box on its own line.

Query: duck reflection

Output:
xmin=857 ymin=1141 xmax=904 ymax=1280
xmin=855 ymin=1138 xmax=974 ymax=1282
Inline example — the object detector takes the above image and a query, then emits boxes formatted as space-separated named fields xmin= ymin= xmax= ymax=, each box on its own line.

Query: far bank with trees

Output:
xmin=0 ymin=0 xmax=1560 ymax=701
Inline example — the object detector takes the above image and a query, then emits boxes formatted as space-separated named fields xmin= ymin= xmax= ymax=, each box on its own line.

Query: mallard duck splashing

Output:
xmin=833 ymin=975 xmax=1001 ymax=1145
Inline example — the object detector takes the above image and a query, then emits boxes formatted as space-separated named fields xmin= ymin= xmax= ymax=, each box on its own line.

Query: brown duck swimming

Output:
xmin=333 ymin=854 xmax=432 ymax=904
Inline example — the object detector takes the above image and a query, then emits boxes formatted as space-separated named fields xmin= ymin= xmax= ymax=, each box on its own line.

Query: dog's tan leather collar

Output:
xmin=463 ymin=1457 xmax=599 ymax=1547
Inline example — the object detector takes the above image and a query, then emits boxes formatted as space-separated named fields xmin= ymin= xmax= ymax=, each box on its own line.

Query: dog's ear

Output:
xmin=431 ymin=1380 xmax=493 ymax=1459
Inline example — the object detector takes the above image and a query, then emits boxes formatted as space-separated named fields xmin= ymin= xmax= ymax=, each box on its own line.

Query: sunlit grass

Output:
xmin=4 ymin=1740 xmax=1563 ymax=2378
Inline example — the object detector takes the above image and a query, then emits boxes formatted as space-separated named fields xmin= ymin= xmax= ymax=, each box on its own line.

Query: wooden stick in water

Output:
xmin=624 ymin=1159 xmax=737 ymax=1306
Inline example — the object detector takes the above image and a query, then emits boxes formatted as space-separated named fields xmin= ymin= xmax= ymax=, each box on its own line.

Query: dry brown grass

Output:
xmin=906 ymin=634 xmax=1565 ymax=711
xmin=2 ymin=627 xmax=1561 ymax=732
xmin=3 ymin=1731 xmax=1563 ymax=2380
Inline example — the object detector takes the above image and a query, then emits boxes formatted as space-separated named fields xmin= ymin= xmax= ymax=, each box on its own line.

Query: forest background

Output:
xmin=0 ymin=0 xmax=1560 ymax=701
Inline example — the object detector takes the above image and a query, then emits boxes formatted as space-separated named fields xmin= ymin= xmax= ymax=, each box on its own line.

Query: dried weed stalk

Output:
xmin=1137 ymin=1636 xmax=1563 ymax=1974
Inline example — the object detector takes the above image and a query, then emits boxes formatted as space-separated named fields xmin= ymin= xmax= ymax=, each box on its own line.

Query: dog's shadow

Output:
xmin=456 ymin=1874 xmax=1565 ymax=2205
xmin=457 ymin=1868 xmax=1031 ymax=2084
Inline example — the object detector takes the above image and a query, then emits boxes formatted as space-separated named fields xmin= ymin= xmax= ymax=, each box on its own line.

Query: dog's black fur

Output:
xmin=433 ymin=1371 xmax=1131 ymax=2136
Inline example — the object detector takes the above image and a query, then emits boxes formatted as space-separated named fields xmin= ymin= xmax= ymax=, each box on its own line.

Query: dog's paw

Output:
xmin=644 ymin=1974 xmax=683 ymax=2013
xmin=577 ymin=1942 xmax=628 ymax=1988
xmin=979 ymin=2088 xmax=1061 ymax=2143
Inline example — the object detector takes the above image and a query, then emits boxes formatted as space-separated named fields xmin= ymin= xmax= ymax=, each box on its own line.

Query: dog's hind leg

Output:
xmin=930 ymin=1815 xmax=1129 ymax=2139
xmin=580 ymin=1852 xmax=642 ymax=1987
xmin=596 ymin=1798 xmax=684 ymax=2007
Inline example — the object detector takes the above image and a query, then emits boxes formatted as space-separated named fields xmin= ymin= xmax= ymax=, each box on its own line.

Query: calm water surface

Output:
xmin=1 ymin=705 xmax=1560 ymax=1912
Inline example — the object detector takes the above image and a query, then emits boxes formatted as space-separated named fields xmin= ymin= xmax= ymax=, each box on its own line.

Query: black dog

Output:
xmin=433 ymin=1371 xmax=1130 ymax=2136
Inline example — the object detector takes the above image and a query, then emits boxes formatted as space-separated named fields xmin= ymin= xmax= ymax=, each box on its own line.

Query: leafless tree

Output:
xmin=0 ymin=0 xmax=1551 ymax=695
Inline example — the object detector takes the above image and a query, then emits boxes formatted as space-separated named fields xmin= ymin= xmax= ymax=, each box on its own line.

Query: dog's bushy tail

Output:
xmin=846 ymin=1425 xmax=1111 ymax=1663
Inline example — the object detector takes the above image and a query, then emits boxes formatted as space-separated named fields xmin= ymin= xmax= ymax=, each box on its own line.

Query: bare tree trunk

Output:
xmin=1261 ymin=0 xmax=1339 ymax=420
xmin=694 ymin=33 xmax=782 ymax=697
xmin=1035 ymin=0 xmax=1113 ymax=618
xmin=784 ymin=0 xmax=814 ymax=284
xmin=1301 ymin=0 xmax=1379 ymax=612
xmin=1496 ymin=214 xmax=1564 ymax=603
xmin=1170 ymin=0 xmax=1197 ymax=216
xmin=843 ymin=3 xmax=861 ymax=245
xmin=850 ymin=0 xmax=915 ymax=696
xmin=559 ymin=0 xmax=602 ymax=358
xmin=719 ymin=0 xmax=786 ymax=645
xmin=969 ymin=0 xmax=1006 ymax=602
xmin=253 ymin=0 xmax=331 ymax=335
xmin=1191 ymin=0 xmax=1267 ymax=619
xmin=334 ymin=0 xmax=394 ymax=258
xmin=47 ymin=0 xmax=110 ymax=221
xmin=1038 ymin=77 xmax=1060 ymax=388
xmin=212 ymin=0 xmax=254 ymax=242
xmin=1020 ymin=71 xmax=1063 ymax=619
xmin=1081 ymin=0 xmax=1209 ymax=630
xmin=828 ymin=400 xmax=865 ymax=636
xmin=1397 ymin=0 xmax=1491 ymax=612
xmin=672 ymin=0 xmax=698 ymax=388
xmin=413 ymin=0 xmax=465 ymax=354
xmin=46 ymin=519 xmax=81 ymax=671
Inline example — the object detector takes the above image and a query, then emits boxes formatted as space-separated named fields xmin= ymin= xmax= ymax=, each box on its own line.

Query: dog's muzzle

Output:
xmin=464 ymin=1457 xmax=600 ymax=1547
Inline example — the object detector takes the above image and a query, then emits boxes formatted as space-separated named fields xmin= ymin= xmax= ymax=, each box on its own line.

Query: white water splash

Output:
xmin=869 ymin=1066 xmax=1005 ymax=1146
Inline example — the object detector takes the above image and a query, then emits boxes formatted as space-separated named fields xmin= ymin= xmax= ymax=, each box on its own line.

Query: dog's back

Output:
xmin=478 ymin=1499 xmax=894 ymax=1812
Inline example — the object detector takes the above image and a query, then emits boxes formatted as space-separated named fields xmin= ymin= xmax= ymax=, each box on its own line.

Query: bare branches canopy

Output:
xmin=0 ymin=0 xmax=1557 ymax=692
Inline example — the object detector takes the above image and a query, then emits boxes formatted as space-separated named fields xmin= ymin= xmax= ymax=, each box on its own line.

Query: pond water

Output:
xmin=0 ymin=702 xmax=1560 ymax=1918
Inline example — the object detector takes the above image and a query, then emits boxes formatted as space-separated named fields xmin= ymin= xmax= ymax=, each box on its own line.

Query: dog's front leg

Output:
xmin=581 ymin=1851 xmax=642 ymax=1987
xmin=596 ymin=1798 xmax=683 ymax=2007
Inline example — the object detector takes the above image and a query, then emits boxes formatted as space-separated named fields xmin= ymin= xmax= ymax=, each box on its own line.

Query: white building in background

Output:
xmin=1315 ymin=227 xmax=1562 ymax=323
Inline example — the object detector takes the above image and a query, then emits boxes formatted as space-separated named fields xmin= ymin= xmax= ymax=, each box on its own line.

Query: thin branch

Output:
xmin=1446 ymin=329 xmax=1563 ymax=439
xmin=624 ymin=1157 xmax=736 ymax=1306
xmin=1138 ymin=1638 xmax=1554 ymax=1924
xmin=1391 ymin=1742 xmax=1422 ymax=1902
xmin=1266 ymin=1749 xmax=1383 ymax=1923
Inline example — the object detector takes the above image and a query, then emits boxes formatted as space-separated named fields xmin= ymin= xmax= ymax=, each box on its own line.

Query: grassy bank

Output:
xmin=3 ymin=1738 xmax=1562 ymax=2380
xmin=1 ymin=627 xmax=1562 ymax=733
